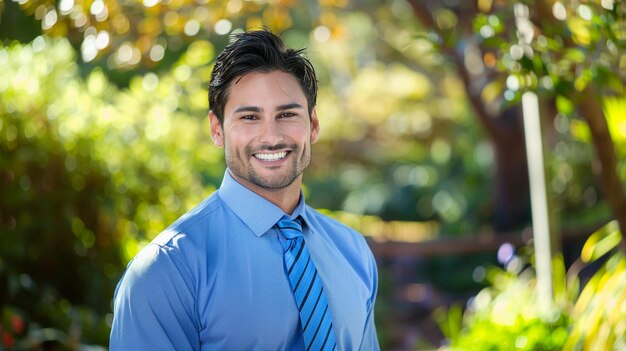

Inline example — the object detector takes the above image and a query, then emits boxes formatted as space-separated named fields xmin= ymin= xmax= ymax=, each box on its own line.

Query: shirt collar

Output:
xmin=218 ymin=170 xmax=309 ymax=237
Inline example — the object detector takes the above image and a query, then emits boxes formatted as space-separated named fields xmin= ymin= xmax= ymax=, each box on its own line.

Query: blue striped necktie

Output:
xmin=276 ymin=216 xmax=337 ymax=351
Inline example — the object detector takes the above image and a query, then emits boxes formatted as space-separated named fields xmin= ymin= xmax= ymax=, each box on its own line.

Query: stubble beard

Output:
xmin=225 ymin=143 xmax=311 ymax=191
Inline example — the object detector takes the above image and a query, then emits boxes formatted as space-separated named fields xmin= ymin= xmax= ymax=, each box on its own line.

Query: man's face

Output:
xmin=209 ymin=70 xmax=319 ymax=193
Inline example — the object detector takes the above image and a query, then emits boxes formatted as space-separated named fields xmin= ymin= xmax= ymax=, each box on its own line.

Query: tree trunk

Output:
xmin=578 ymin=85 xmax=626 ymax=252
xmin=407 ymin=0 xmax=532 ymax=232
xmin=491 ymin=107 xmax=531 ymax=231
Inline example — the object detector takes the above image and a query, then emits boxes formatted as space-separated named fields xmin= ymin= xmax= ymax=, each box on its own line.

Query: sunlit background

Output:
xmin=1 ymin=0 xmax=625 ymax=350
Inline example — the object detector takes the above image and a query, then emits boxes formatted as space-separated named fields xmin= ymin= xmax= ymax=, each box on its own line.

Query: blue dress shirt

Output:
xmin=110 ymin=170 xmax=380 ymax=350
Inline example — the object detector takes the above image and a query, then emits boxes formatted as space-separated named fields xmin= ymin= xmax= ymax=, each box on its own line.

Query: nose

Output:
xmin=258 ymin=119 xmax=284 ymax=145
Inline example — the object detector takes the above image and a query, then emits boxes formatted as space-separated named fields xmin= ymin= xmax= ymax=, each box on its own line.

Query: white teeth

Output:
xmin=254 ymin=151 xmax=287 ymax=161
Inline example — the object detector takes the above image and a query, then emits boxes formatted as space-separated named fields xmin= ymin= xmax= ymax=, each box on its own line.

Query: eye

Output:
xmin=241 ymin=115 xmax=257 ymax=120
xmin=279 ymin=112 xmax=296 ymax=118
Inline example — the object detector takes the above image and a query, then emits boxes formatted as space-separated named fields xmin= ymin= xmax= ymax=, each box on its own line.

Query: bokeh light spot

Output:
xmin=313 ymin=26 xmax=331 ymax=42
xmin=214 ymin=19 xmax=232 ymax=35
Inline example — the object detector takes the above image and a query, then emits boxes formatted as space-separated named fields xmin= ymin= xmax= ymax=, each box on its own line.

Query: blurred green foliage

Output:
xmin=565 ymin=221 xmax=626 ymax=350
xmin=3 ymin=0 xmax=621 ymax=233
xmin=476 ymin=0 xmax=626 ymax=231
xmin=0 ymin=37 xmax=225 ymax=348
xmin=439 ymin=221 xmax=626 ymax=351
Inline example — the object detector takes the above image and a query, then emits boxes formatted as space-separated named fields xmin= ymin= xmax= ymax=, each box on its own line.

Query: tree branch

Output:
xmin=405 ymin=0 xmax=506 ymax=143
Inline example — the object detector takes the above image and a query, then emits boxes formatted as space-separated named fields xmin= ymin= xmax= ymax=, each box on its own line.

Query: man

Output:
xmin=110 ymin=30 xmax=380 ymax=351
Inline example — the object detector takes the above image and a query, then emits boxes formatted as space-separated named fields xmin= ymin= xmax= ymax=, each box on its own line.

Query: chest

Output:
xmin=194 ymin=231 xmax=370 ymax=350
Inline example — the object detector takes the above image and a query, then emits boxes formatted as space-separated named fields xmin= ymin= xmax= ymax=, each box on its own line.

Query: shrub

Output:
xmin=439 ymin=221 xmax=626 ymax=351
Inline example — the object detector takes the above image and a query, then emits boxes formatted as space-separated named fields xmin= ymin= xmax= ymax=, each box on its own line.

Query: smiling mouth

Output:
xmin=253 ymin=151 xmax=288 ymax=161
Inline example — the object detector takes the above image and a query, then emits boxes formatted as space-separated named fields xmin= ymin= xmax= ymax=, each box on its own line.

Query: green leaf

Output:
xmin=556 ymin=95 xmax=575 ymax=116
xmin=435 ymin=304 xmax=463 ymax=340
xmin=581 ymin=221 xmax=623 ymax=263
xmin=570 ymin=119 xmax=592 ymax=142
xmin=574 ymin=68 xmax=593 ymax=92
xmin=564 ymin=48 xmax=586 ymax=64
xmin=603 ymin=96 xmax=626 ymax=154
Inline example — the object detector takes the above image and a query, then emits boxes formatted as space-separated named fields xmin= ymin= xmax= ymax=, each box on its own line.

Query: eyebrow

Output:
xmin=233 ymin=106 xmax=262 ymax=114
xmin=233 ymin=103 xmax=305 ymax=114
xmin=277 ymin=103 xmax=305 ymax=111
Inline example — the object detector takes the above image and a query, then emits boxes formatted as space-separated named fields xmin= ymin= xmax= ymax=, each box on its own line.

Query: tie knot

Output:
xmin=276 ymin=215 xmax=303 ymax=240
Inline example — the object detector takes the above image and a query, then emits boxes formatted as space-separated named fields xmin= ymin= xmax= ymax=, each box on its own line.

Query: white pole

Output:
xmin=522 ymin=91 xmax=554 ymax=312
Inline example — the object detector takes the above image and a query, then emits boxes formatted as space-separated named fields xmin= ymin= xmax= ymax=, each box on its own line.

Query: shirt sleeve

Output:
xmin=359 ymin=245 xmax=381 ymax=351
xmin=109 ymin=243 xmax=199 ymax=351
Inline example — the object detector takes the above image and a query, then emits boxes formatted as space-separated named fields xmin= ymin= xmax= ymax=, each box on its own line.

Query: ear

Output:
xmin=310 ymin=107 xmax=320 ymax=144
xmin=209 ymin=111 xmax=224 ymax=148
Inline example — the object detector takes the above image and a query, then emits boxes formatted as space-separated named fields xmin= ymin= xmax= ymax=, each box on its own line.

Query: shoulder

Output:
xmin=305 ymin=206 xmax=373 ymax=257
xmin=113 ymin=241 xmax=197 ymax=324
xmin=149 ymin=191 xmax=226 ymax=249
xmin=120 ymin=192 xmax=226 ymax=290
xmin=162 ymin=192 xmax=224 ymax=238
xmin=306 ymin=207 xmax=365 ymax=240
xmin=118 ymin=242 xmax=188 ymax=290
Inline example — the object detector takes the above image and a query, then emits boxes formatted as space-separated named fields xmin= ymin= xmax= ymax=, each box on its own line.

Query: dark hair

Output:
xmin=208 ymin=30 xmax=318 ymax=124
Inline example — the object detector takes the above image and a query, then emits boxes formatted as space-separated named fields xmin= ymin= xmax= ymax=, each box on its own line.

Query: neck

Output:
xmin=229 ymin=171 xmax=303 ymax=214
